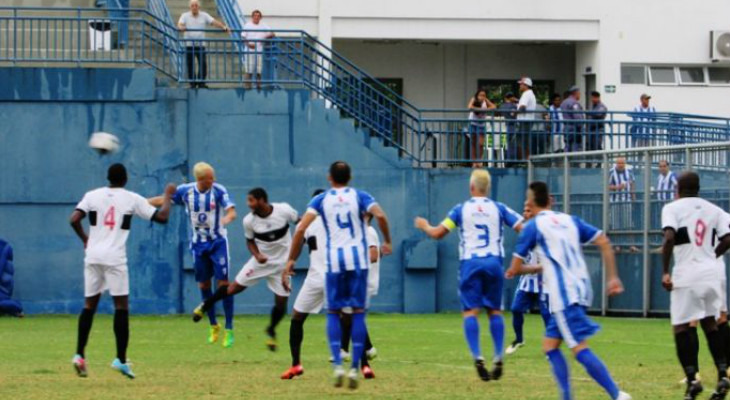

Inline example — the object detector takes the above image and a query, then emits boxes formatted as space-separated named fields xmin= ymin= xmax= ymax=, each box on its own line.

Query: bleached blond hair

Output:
xmin=470 ymin=169 xmax=491 ymax=195
xmin=193 ymin=162 xmax=215 ymax=180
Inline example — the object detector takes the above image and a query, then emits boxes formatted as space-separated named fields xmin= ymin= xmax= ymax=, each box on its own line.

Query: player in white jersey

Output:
xmin=661 ymin=172 xmax=730 ymax=400
xmin=283 ymin=161 xmax=392 ymax=389
xmin=70 ymin=164 xmax=174 ymax=379
xmin=193 ymin=187 xmax=298 ymax=351
xmin=506 ymin=181 xmax=631 ymax=400
xmin=150 ymin=162 xmax=237 ymax=347
xmin=415 ymin=169 xmax=523 ymax=382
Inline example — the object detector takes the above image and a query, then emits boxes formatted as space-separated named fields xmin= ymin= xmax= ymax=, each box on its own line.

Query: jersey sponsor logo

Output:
xmin=197 ymin=213 xmax=208 ymax=223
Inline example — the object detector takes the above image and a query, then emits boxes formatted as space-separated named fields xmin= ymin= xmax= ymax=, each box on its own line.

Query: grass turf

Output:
xmin=0 ymin=312 xmax=712 ymax=399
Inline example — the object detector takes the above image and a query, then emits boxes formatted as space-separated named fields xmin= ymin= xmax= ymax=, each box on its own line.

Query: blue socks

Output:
xmin=223 ymin=295 xmax=234 ymax=330
xmin=326 ymin=313 xmax=343 ymax=365
xmin=576 ymin=348 xmax=620 ymax=399
xmin=512 ymin=312 xmax=525 ymax=343
xmin=463 ymin=316 xmax=481 ymax=359
xmin=200 ymin=288 xmax=218 ymax=325
xmin=489 ymin=314 xmax=505 ymax=360
xmin=546 ymin=349 xmax=572 ymax=400
xmin=350 ymin=313 xmax=367 ymax=369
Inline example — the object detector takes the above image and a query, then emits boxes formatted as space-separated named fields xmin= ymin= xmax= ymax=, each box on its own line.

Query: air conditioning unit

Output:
xmin=711 ymin=31 xmax=730 ymax=61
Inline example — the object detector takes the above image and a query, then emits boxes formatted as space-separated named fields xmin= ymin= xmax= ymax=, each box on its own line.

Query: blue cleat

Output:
xmin=111 ymin=358 xmax=135 ymax=379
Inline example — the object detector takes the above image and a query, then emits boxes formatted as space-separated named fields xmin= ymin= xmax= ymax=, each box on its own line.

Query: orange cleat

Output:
xmin=281 ymin=365 xmax=304 ymax=380
xmin=362 ymin=365 xmax=375 ymax=379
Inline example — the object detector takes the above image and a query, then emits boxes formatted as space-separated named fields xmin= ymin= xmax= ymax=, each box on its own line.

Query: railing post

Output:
xmin=601 ymin=152 xmax=609 ymax=316
xmin=686 ymin=147 xmax=693 ymax=171
xmin=563 ymin=152 xmax=570 ymax=214
xmin=642 ymin=150 xmax=651 ymax=317
xmin=527 ymin=156 xmax=534 ymax=184
xmin=12 ymin=8 xmax=17 ymax=64
xmin=76 ymin=8 xmax=81 ymax=66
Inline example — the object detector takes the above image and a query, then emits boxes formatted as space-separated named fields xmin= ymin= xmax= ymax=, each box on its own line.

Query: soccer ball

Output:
xmin=88 ymin=132 xmax=120 ymax=154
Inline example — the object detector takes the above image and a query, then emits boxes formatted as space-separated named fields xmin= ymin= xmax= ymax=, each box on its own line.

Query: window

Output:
xmin=648 ymin=67 xmax=677 ymax=85
xmin=621 ymin=65 xmax=646 ymax=84
xmin=708 ymin=67 xmax=730 ymax=85
xmin=678 ymin=67 xmax=707 ymax=85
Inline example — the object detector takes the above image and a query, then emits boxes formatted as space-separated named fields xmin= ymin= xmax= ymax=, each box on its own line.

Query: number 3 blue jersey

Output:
xmin=306 ymin=187 xmax=376 ymax=274
xmin=441 ymin=197 xmax=523 ymax=261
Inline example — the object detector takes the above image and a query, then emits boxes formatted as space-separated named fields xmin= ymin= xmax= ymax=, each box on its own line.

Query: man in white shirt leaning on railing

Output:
xmin=242 ymin=10 xmax=275 ymax=89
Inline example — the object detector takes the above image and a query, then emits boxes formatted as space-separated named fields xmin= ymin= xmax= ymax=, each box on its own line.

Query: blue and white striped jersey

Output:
xmin=172 ymin=183 xmax=235 ymax=244
xmin=517 ymin=252 xmax=543 ymax=294
xmin=609 ymin=166 xmax=635 ymax=203
xmin=514 ymin=210 xmax=601 ymax=313
xmin=656 ymin=171 xmax=677 ymax=201
xmin=441 ymin=197 xmax=523 ymax=261
xmin=306 ymin=187 xmax=376 ymax=274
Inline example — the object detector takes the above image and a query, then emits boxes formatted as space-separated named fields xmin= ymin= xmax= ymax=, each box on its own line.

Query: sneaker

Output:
xmin=490 ymin=360 xmax=504 ymax=381
xmin=347 ymin=368 xmax=359 ymax=390
xmin=333 ymin=366 xmax=345 ymax=388
xmin=110 ymin=358 xmax=135 ymax=379
xmin=362 ymin=365 xmax=375 ymax=379
xmin=505 ymin=341 xmax=525 ymax=355
xmin=265 ymin=327 xmax=277 ymax=352
xmin=72 ymin=355 xmax=87 ymax=378
xmin=208 ymin=323 xmax=222 ymax=344
xmin=222 ymin=329 xmax=234 ymax=348
xmin=616 ymin=391 xmax=632 ymax=400
xmin=685 ymin=380 xmax=704 ymax=400
xmin=192 ymin=303 xmax=205 ymax=323
xmin=474 ymin=358 xmax=490 ymax=381
xmin=710 ymin=377 xmax=730 ymax=400
xmin=366 ymin=347 xmax=378 ymax=361
xmin=281 ymin=365 xmax=304 ymax=380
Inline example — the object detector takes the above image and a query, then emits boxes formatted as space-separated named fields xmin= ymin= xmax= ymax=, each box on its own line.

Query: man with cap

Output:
xmin=560 ymin=86 xmax=584 ymax=152
xmin=516 ymin=77 xmax=538 ymax=160
xmin=631 ymin=94 xmax=656 ymax=148
xmin=587 ymin=91 xmax=608 ymax=153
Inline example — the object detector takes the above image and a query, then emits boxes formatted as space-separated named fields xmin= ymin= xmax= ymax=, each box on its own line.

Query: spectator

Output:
xmin=608 ymin=157 xmax=639 ymax=253
xmin=587 ymin=91 xmax=607 ymax=152
xmin=630 ymin=93 xmax=656 ymax=147
xmin=466 ymin=89 xmax=496 ymax=167
xmin=178 ymin=0 xmax=230 ymax=88
xmin=656 ymin=159 xmax=678 ymax=201
xmin=560 ymin=86 xmax=584 ymax=152
xmin=242 ymin=10 xmax=275 ymax=90
xmin=498 ymin=92 xmax=518 ymax=161
xmin=548 ymin=93 xmax=563 ymax=153
xmin=0 ymin=239 xmax=22 ymax=317
xmin=516 ymin=77 xmax=537 ymax=159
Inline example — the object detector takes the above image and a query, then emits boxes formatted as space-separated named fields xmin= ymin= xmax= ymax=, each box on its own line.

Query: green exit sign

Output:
xmin=604 ymin=85 xmax=616 ymax=93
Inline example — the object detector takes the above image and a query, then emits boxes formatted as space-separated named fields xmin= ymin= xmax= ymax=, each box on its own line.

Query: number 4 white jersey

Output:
xmin=76 ymin=187 xmax=158 ymax=266
xmin=662 ymin=197 xmax=730 ymax=288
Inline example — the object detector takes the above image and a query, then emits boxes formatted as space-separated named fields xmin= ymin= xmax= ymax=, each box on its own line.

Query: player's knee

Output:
xmin=699 ymin=316 xmax=718 ymax=332
xmin=462 ymin=309 xmax=479 ymax=318
xmin=198 ymin=281 xmax=212 ymax=290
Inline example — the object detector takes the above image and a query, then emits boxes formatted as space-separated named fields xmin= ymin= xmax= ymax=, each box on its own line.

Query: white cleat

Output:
xmin=680 ymin=373 xmax=702 ymax=385
xmin=616 ymin=391 xmax=632 ymax=400
xmin=366 ymin=347 xmax=378 ymax=360
xmin=329 ymin=349 xmax=351 ymax=363
xmin=505 ymin=341 xmax=525 ymax=355
xmin=347 ymin=368 xmax=359 ymax=390
xmin=333 ymin=366 xmax=345 ymax=388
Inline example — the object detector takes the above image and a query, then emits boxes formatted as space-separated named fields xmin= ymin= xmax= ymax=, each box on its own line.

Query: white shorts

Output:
xmin=245 ymin=53 xmax=263 ymax=74
xmin=235 ymin=258 xmax=289 ymax=297
xmin=292 ymin=268 xmax=325 ymax=314
xmin=84 ymin=263 xmax=129 ymax=297
xmin=671 ymin=282 xmax=724 ymax=325
xmin=721 ymin=280 xmax=728 ymax=314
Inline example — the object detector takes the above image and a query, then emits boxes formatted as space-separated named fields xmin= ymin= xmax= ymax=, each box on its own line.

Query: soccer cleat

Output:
xmin=616 ymin=391 xmax=632 ymax=400
xmin=280 ymin=365 xmax=304 ymax=380
xmin=684 ymin=380 xmax=703 ymax=400
xmin=474 ymin=358 xmax=491 ymax=381
xmin=680 ymin=373 xmax=702 ymax=385
xmin=222 ymin=329 xmax=234 ymax=348
xmin=333 ymin=366 xmax=345 ymax=388
xmin=490 ymin=360 xmax=504 ymax=381
xmin=329 ymin=349 xmax=351 ymax=363
xmin=362 ymin=365 xmax=375 ymax=379
xmin=505 ymin=340 xmax=525 ymax=355
xmin=347 ymin=368 xmax=359 ymax=390
xmin=192 ymin=303 xmax=205 ymax=323
xmin=265 ymin=327 xmax=277 ymax=352
xmin=110 ymin=358 xmax=135 ymax=379
xmin=208 ymin=323 xmax=222 ymax=344
xmin=710 ymin=377 xmax=730 ymax=400
xmin=72 ymin=355 xmax=87 ymax=378
xmin=366 ymin=347 xmax=378 ymax=361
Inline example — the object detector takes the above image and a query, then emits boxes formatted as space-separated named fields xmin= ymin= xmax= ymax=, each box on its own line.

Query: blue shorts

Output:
xmin=191 ymin=238 xmax=230 ymax=283
xmin=545 ymin=304 xmax=600 ymax=348
xmin=326 ymin=269 xmax=368 ymax=311
xmin=511 ymin=290 xmax=544 ymax=313
xmin=459 ymin=257 xmax=503 ymax=311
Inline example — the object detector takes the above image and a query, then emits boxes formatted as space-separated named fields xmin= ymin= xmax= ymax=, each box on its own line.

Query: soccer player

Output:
xmin=193 ymin=187 xmax=298 ymax=351
xmin=505 ymin=207 xmax=551 ymax=355
xmin=414 ymin=169 xmax=523 ymax=381
xmin=70 ymin=163 xmax=174 ymax=379
xmin=505 ymin=181 xmax=631 ymax=400
xmin=150 ymin=162 xmax=237 ymax=347
xmin=661 ymin=172 xmax=730 ymax=400
xmin=283 ymin=161 xmax=393 ymax=389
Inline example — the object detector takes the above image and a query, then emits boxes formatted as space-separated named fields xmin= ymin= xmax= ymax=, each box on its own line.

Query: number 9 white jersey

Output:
xmin=662 ymin=197 xmax=730 ymax=288
xmin=76 ymin=187 xmax=158 ymax=266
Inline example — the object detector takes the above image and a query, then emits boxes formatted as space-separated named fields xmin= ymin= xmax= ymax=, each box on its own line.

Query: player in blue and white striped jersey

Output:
xmin=656 ymin=159 xmax=677 ymax=201
xmin=505 ymin=207 xmax=550 ymax=356
xmin=506 ymin=181 xmax=630 ymax=400
xmin=150 ymin=162 xmax=237 ymax=347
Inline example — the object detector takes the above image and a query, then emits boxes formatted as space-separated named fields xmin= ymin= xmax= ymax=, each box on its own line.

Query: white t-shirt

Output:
xmin=366 ymin=226 xmax=381 ymax=295
xmin=517 ymin=89 xmax=537 ymax=121
xmin=662 ymin=197 xmax=730 ymax=288
xmin=243 ymin=203 xmax=298 ymax=263
xmin=178 ymin=11 xmax=214 ymax=44
xmin=303 ymin=217 xmax=326 ymax=275
xmin=76 ymin=187 xmax=157 ymax=266
xmin=242 ymin=21 xmax=271 ymax=52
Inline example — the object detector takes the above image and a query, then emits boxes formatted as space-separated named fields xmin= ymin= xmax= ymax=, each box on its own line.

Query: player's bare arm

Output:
xmin=505 ymin=256 xmax=542 ymax=279
xmin=221 ymin=206 xmax=237 ymax=226
xmin=714 ymin=233 xmax=730 ymax=258
xmin=69 ymin=210 xmax=88 ymax=246
xmin=151 ymin=184 xmax=176 ymax=224
xmin=247 ymin=239 xmax=268 ymax=264
xmin=369 ymin=244 xmax=379 ymax=263
xmin=661 ymin=228 xmax=675 ymax=291
xmin=369 ymin=205 xmax=392 ymax=256
xmin=414 ymin=216 xmax=450 ymax=240
xmin=594 ymin=233 xmax=624 ymax=296
xmin=282 ymin=212 xmax=317 ymax=292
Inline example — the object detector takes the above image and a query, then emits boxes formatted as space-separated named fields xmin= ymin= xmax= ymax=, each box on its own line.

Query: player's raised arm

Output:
xmin=150 ymin=184 xmax=176 ymax=224
xmin=369 ymin=204 xmax=392 ymax=256
xmin=414 ymin=216 xmax=450 ymax=240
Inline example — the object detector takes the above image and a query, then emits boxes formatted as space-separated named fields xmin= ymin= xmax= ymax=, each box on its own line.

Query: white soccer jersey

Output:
xmin=75 ymin=187 xmax=157 ymax=265
xmin=367 ymin=226 xmax=381 ymax=296
xmin=514 ymin=210 xmax=600 ymax=313
xmin=243 ymin=202 xmax=299 ymax=263
xmin=306 ymin=187 xmax=377 ymax=273
xmin=517 ymin=251 xmax=542 ymax=294
xmin=441 ymin=197 xmax=523 ymax=261
xmin=662 ymin=198 xmax=730 ymax=288
xmin=172 ymin=183 xmax=235 ymax=244
xmin=303 ymin=217 xmax=327 ymax=275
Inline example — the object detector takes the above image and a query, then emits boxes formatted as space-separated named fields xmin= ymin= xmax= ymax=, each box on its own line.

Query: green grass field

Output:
xmin=0 ymin=313 xmax=712 ymax=399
